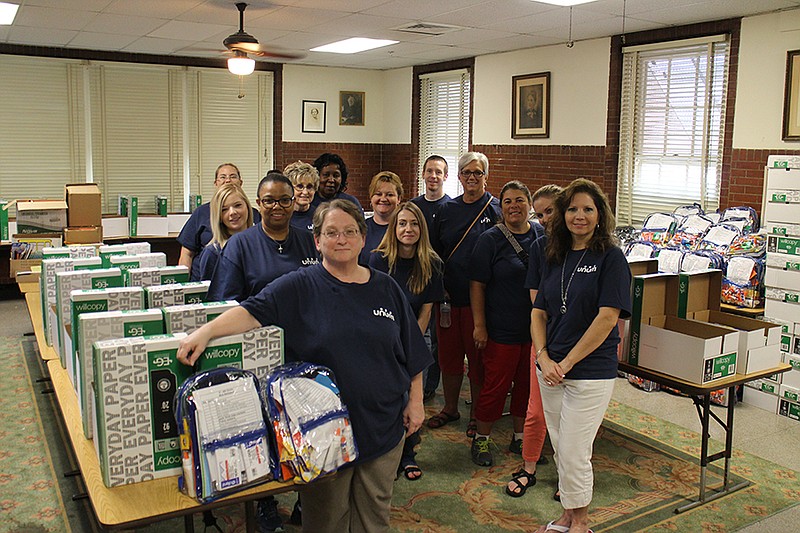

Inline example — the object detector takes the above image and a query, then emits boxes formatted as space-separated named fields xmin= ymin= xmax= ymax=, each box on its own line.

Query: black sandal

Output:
xmin=399 ymin=463 xmax=423 ymax=481
xmin=505 ymin=468 xmax=536 ymax=498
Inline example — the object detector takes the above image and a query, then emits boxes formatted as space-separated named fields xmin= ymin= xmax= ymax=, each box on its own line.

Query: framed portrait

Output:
xmin=783 ymin=49 xmax=800 ymax=141
xmin=339 ymin=91 xmax=365 ymax=126
xmin=302 ymin=100 xmax=326 ymax=133
xmin=512 ymin=72 xmax=550 ymax=139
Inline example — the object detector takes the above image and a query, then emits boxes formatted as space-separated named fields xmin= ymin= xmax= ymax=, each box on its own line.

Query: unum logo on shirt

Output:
xmin=480 ymin=216 xmax=492 ymax=224
xmin=302 ymin=258 xmax=319 ymax=265
xmin=577 ymin=264 xmax=597 ymax=273
xmin=373 ymin=307 xmax=395 ymax=321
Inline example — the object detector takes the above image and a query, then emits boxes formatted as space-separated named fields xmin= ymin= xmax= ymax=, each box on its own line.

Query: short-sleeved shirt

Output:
xmin=525 ymin=234 xmax=549 ymax=291
xmin=369 ymin=254 xmax=445 ymax=317
xmin=195 ymin=243 xmax=221 ymax=282
xmin=431 ymin=192 xmax=501 ymax=307
xmin=177 ymin=203 xmax=261 ymax=280
xmin=290 ymin=206 xmax=316 ymax=233
xmin=207 ymin=224 xmax=319 ymax=302
xmin=312 ymin=191 xmax=363 ymax=212
xmin=470 ymin=224 xmax=544 ymax=344
xmin=532 ymin=245 xmax=632 ymax=379
xmin=241 ymin=264 xmax=432 ymax=463
xmin=359 ymin=217 xmax=388 ymax=265
xmin=410 ymin=194 xmax=451 ymax=232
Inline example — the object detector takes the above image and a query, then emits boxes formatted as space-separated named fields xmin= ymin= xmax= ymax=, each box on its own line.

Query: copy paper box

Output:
xmin=782 ymin=334 xmax=792 ymax=353
xmin=691 ymin=311 xmax=782 ymax=374
xmin=676 ymin=269 xmax=722 ymax=319
xmin=783 ymin=356 xmax=800 ymax=389
xmin=765 ymin=252 xmax=800 ymax=271
xmin=162 ymin=300 xmax=239 ymax=334
xmin=70 ymin=287 xmax=145 ymax=391
xmin=78 ymin=309 xmax=164 ymax=439
xmin=766 ymin=299 xmax=800 ymax=324
xmin=64 ymin=226 xmax=102 ymax=245
xmin=638 ymin=316 xmax=739 ymax=384
xmin=765 ymin=286 xmax=800 ymax=305
xmin=764 ymin=203 xmax=800 ymax=225
xmin=765 ymin=267 xmax=800 ymax=292
xmin=41 ymin=257 xmax=103 ymax=346
xmin=15 ymin=199 xmax=67 ymax=234
xmin=42 ymin=246 xmax=97 ymax=259
xmin=742 ymin=386 xmax=779 ymax=413
xmin=196 ymin=326 xmax=284 ymax=382
xmin=102 ymin=216 xmax=129 ymax=239
xmin=98 ymin=242 xmax=151 ymax=267
xmin=168 ymin=213 xmax=191 ymax=234
xmin=125 ymin=265 xmax=189 ymax=287
xmin=55 ymin=268 xmax=123 ymax=365
xmin=780 ymin=383 xmax=800 ymax=403
xmin=189 ymin=195 xmax=202 ymax=212
xmin=144 ymin=281 xmax=210 ymax=308
xmin=765 ymin=222 xmax=800 ymax=238
xmin=778 ymin=397 xmax=800 ymax=422
xmin=65 ymin=183 xmax=102 ymax=227
xmin=628 ymin=273 xmax=680 ymax=365
xmin=93 ymin=333 xmax=190 ymax=487
xmin=155 ymin=196 xmax=168 ymax=217
xmin=119 ymin=196 xmax=139 ymax=236
xmin=767 ymin=235 xmax=800 ymax=256
xmin=0 ymin=199 xmax=9 ymax=241
xmin=137 ymin=215 xmax=169 ymax=237
xmin=108 ymin=252 xmax=167 ymax=273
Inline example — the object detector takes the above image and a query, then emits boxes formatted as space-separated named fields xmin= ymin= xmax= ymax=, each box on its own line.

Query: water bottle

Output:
xmin=439 ymin=301 xmax=451 ymax=328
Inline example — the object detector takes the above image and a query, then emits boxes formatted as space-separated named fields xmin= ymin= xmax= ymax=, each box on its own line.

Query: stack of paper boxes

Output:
xmin=144 ymin=281 xmax=211 ymax=308
xmin=41 ymin=256 xmax=103 ymax=347
xmin=762 ymin=155 xmax=800 ymax=421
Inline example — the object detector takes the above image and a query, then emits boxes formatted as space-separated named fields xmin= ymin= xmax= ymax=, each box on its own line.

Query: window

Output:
xmin=617 ymin=36 xmax=730 ymax=225
xmin=418 ymin=69 xmax=470 ymax=198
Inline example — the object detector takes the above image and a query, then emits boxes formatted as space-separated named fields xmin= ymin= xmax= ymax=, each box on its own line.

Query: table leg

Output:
xmin=245 ymin=500 xmax=256 ymax=533
xmin=184 ymin=513 xmax=195 ymax=533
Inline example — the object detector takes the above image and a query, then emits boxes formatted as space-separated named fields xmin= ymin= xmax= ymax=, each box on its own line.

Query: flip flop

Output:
xmin=427 ymin=410 xmax=460 ymax=429
xmin=465 ymin=418 xmax=478 ymax=438
xmin=543 ymin=521 xmax=570 ymax=533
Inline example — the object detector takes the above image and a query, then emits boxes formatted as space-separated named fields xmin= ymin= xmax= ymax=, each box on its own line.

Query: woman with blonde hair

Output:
xmin=284 ymin=160 xmax=319 ymax=233
xmin=195 ymin=183 xmax=254 ymax=281
xmin=370 ymin=202 xmax=444 ymax=480
xmin=360 ymin=170 xmax=404 ymax=264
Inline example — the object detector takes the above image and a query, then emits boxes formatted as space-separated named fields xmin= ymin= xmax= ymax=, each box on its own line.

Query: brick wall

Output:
xmin=729 ymin=148 xmax=800 ymax=216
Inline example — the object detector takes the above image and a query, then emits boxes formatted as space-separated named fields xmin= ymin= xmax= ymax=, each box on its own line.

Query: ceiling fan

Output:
xmin=222 ymin=2 xmax=304 ymax=75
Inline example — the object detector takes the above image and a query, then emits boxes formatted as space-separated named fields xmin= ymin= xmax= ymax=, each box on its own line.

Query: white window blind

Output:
xmin=418 ymin=69 xmax=470 ymax=198
xmin=617 ymin=36 xmax=730 ymax=226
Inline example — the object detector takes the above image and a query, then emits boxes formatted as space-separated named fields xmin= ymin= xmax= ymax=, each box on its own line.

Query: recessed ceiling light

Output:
xmin=311 ymin=37 xmax=398 ymax=54
xmin=531 ymin=0 xmax=597 ymax=6
xmin=0 ymin=2 xmax=19 ymax=25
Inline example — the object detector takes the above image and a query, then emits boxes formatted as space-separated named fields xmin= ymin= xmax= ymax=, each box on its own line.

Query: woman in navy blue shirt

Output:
xmin=530 ymin=179 xmax=631 ymax=533
xmin=195 ymin=183 xmax=254 ymax=281
xmin=360 ymin=171 xmax=403 ymax=264
xmin=311 ymin=153 xmax=363 ymax=211
xmin=284 ymin=160 xmax=319 ymax=233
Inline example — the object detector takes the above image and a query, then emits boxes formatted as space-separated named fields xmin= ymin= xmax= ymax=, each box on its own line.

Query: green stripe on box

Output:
xmin=628 ymin=277 xmax=645 ymax=365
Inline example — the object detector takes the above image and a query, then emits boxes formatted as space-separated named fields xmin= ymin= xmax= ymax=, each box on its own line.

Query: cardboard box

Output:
xmin=628 ymin=273 xmax=679 ymax=365
xmin=745 ymin=378 xmax=779 ymax=394
xmin=195 ymin=326 xmax=284 ymax=383
xmin=765 ymin=252 xmax=800 ymax=271
xmin=162 ymin=300 xmax=239 ymax=334
xmin=155 ymin=196 xmax=168 ymax=217
xmin=11 ymin=233 xmax=63 ymax=259
xmin=98 ymin=242 xmax=152 ymax=268
xmin=78 ymin=309 xmax=164 ymax=439
xmin=41 ymin=257 xmax=103 ymax=346
xmin=125 ymin=265 xmax=189 ymax=287
xmin=764 ymin=203 xmax=800 ymax=225
xmin=144 ymin=281 xmax=211 ymax=308
xmin=66 ymin=183 xmax=102 ymax=227
xmin=15 ymin=199 xmax=67 ymax=234
xmin=64 ymin=226 xmax=103 ymax=245
xmin=627 ymin=257 xmax=659 ymax=277
xmin=102 ymin=216 xmax=129 ymax=239
xmin=676 ymin=269 xmax=722 ymax=319
xmin=778 ymin=397 xmax=800 ymax=422
xmin=765 ymin=286 xmax=800 ymax=304
xmin=189 ymin=195 xmax=202 ymax=212
xmin=783 ymin=356 xmax=800 ymax=389
xmin=10 ymin=259 xmax=41 ymax=277
xmin=93 ymin=333 xmax=190 ymax=487
xmin=765 ymin=267 xmax=800 ymax=291
xmin=765 ymin=299 xmax=798 ymax=324
xmin=137 ymin=215 xmax=169 ymax=237
xmin=42 ymin=246 xmax=97 ymax=259
xmin=69 ymin=287 xmax=145 ymax=391
xmin=108 ymin=252 xmax=167 ymax=273
xmin=742 ymin=386 xmax=779 ymax=413
xmin=767 ymin=235 xmax=800 ymax=256
xmin=765 ymin=221 xmax=800 ymax=238
xmin=167 ymin=213 xmax=191 ymax=234
xmin=119 ymin=196 xmax=139 ymax=236
xmin=0 ymin=199 xmax=9 ymax=241
xmin=693 ymin=309 xmax=782 ymax=374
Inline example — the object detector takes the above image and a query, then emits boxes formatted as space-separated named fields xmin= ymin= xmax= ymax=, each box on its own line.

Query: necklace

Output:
xmin=560 ymin=248 xmax=588 ymax=315
xmin=261 ymin=224 xmax=287 ymax=254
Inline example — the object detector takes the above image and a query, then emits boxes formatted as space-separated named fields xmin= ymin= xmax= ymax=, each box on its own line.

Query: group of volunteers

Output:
xmin=174 ymin=151 xmax=631 ymax=533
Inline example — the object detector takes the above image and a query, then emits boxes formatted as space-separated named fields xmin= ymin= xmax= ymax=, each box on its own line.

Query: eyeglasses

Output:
xmin=215 ymin=174 xmax=241 ymax=183
xmin=259 ymin=197 xmax=294 ymax=208
xmin=294 ymin=183 xmax=316 ymax=191
xmin=321 ymin=229 xmax=360 ymax=240
xmin=460 ymin=170 xmax=485 ymax=179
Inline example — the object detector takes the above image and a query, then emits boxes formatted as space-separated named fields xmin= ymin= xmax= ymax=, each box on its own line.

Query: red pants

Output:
xmin=475 ymin=339 xmax=530 ymax=422
xmin=522 ymin=350 xmax=547 ymax=463
xmin=437 ymin=304 xmax=482 ymax=384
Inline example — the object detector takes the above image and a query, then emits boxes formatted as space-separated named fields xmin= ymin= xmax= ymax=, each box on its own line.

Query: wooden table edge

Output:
xmin=619 ymin=362 xmax=791 ymax=395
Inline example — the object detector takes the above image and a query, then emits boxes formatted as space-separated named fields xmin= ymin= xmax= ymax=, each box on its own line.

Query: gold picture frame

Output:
xmin=783 ymin=49 xmax=800 ymax=141
xmin=512 ymin=72 xmax=550 ymax=139
xmin=339 ymin=91 xmax=365 ymax=126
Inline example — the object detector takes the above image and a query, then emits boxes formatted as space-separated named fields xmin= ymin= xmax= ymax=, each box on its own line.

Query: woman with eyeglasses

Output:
xmin=284 ymin=160 xmax=318 ymax=233
xmin=178 ymin=198 xmax=431 ymax=533
xmin=207 ymin=171 xmax=319 ymax=303
xmin=359 ymin=171 xmax=403 ymax=264
xmin=428 ymin=152 xmax=501 ymax=439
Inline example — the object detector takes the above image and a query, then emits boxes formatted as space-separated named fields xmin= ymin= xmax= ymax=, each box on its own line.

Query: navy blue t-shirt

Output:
xmin=431 ymin=192 xmax=501 ymax=307
xmin=312 ymin=191 xmax=363 ymax=212
xmin=207 ymin=224 xmax=319 ymax=302
xmin=290 ymin=206 xmax=316 ymax=233
xmin=177 ymin=203 xmax=261 ymax=280
xmin=359 ymin=217 xmax=388 ymax=265
xmin=195 ymin=243 xmax=221 ymax=282
xmin=525 ymin=234 xmax=549 ymax=290
xmin=410 ymin=194 xmax=450 ymax=233
xmin=470 ymin=224 xmax=544 ymax=344
xmin=241 ymin=264 xmax=432 ymax=463
xmin=532 ymin=245 xmax=631 ymax=379
xmin=369 ymin=254 xmax=445 ymax=317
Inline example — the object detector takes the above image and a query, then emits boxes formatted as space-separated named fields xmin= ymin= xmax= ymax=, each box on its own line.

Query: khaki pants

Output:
xmin=300 ymin=437 xmax=404 ymax=533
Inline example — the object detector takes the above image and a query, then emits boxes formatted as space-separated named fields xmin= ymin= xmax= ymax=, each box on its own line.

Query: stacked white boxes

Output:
xmin=162 ymin=300 xmax=240 ymax=334
xmin=108 ymin=252 xmax=167 ymax=274
xmin=144 ymin=281 xmax=211 ymax=308
xmin=762 ymin=156 xmax=800 ymax=417
xmin=42 ymin=245 xmax=97 ymax=259
xmin=195 ymin=325 xmax=284 ymax=383
xmin=98 ymin=242 xmax=151 ymax=267
xmin=41 ymin=257 xmax=103 ymax=346
xmin=125 ymin=265 xmax=189 ymax=287
xmin=54 ymin=268 xmax=124 ymax=366
xmin=78 ymin=309 xmax=164 ymax=439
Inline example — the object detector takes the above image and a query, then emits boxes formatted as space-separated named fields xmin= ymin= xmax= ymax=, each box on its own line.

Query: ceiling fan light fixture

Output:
xmin=228 ymin=54 xmax=255 ymax=76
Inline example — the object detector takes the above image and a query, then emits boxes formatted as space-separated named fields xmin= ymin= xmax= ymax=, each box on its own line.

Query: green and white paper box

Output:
xmin=98 ymin=242 xmax=151 ymax=268
xmin=55 ymin=268 xmax=123 ymax=366
xmin=155 ymin=196 xmax=168 ymax=217
xmin=196 ymin=325 xmax=284 ymax=383
xmin=41 ymin=257 xmax=102 ymax=346
xmin=767 ymin=235 xmax=800 ymax=257
xmin=109 ymin=252 xmax=167 ymax=274
xmin=78 ymin=308 xmax=164 ymax=439
xmin=0 ymin=199 xmax=8 ymax=241
xmin=70 ymin=287 xmax=145 ymax=392
xmin=144 ymin=281 xmax=211 ymax=308
xmin=93 ymin=333 xmax=190 ymax=487
xmin=189 ymin=194 xmax=202 ymax=212
xmin=42 ymin=245 xmax=97 ymax=259
xmin=125 ymin=265 xmax=189 ymax=287
xmin=118 ymin=195 xmax=139 ymax=237
xmin=162 ymin=300 xmax=239 ymax=334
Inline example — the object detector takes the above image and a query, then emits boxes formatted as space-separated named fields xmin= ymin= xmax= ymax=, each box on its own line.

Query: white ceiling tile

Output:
xmin=362 ymin=0 xmax=486 ymax=19
xmin=307 ymin=13 xmax=408 ymax=37
xmin=25 ymin=0 xmax=112 ymax=10
xmin=415 ymin=28 xmax=517 ymax=47
xmin=428 ymin=0 xmax=555 ymax=28
xmin=176 ymin=1 xmax=282 ymax=25
xmin=0 ymin=26 xmax=11 ymax=42
xmin=246 ymin=6 xmax=350 ymax=31
xmin=7 ymin=26 xmax=79 ymax=46
xmin=122 ymin=36 xmax=197 ymax=54
xmin=82 ymin=13 xmax=167 ymax=36
xmin=103 ymin=0 xmax=204 ymax=18
xmin=67 ymin=31 xmax=138 ymax=50
xmin=148 ymin=20 xmax=231 ymax=41
xmin=262 ymin=30 xmax=341 ymax=49
xmin=290 ymin=0 xmax=392 ymax=13
xmin=467 ymin=33 xmax=562 ymax=53
xmin=14 ymin=5 xmax=98 ymax=31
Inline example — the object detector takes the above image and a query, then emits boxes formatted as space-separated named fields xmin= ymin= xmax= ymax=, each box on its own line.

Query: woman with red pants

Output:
xmin=469 ymin=181 xmax=543 ymax=466
xmin=428 ymin=152 xmax=501 ymax=437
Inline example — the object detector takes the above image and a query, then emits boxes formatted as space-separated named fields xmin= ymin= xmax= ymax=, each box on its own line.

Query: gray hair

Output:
xmin=458 ymin=151 xmax=489 ymax=175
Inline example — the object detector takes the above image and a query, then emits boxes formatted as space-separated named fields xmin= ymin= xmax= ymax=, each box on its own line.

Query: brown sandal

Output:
xmin=427 ymin=410 xmax=460 ymax=429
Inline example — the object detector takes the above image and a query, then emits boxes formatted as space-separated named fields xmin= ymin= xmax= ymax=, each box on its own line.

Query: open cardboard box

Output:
xmin=678 ymin=269 xmax=782 ymax=374
xmin=65 ymin=183 xmax=102 ymax=227
xmin=629 ymin=272 xmax=740 ymax=384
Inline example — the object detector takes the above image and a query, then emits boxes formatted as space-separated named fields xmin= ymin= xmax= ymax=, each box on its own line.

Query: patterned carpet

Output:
xmin=2 ymin=334 xmax=799 ymax=532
